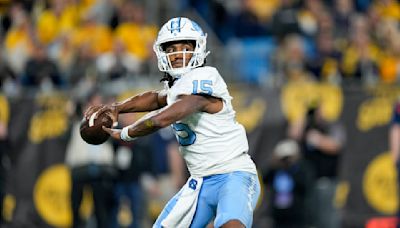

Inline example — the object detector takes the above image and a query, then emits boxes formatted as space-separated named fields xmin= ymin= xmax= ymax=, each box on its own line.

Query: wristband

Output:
xmin=120 ymin=127 xmax=137 ymax=142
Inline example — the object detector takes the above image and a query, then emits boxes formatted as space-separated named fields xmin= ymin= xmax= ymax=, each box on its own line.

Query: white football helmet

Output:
xmin=153 ymin=17 xmax=209 ymax=77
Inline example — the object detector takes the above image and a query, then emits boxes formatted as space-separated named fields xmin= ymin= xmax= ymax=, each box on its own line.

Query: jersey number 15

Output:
xmin=192 ymin=80 xmax=213 ymax=95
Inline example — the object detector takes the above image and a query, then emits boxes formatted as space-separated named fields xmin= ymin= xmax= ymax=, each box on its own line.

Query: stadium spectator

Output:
xmin=4 ymin=2 xmax=33 ymax=75
xmin=0 ymin=0 xmax=12 ymax=34
xmin=375 ymin=18 xmax=400 ymax=84
xmin=306 ymin=32 xmax=343 ymax=83
xmin=297 ymin=0 xmax=320 ymax=38
xmin=274 ymin=34 xmax=315 ymax=85
xmin=47 ymin=33 xmax=76 ymax=79
xmin=371 ymin=0 xmax=400 ymax=21
xmin=69 ymin=10 xmax=113 ymax=57
xmin=263 ymin=139 xmax=315 ymax=228
xmin=332 ymin=0 xmax=354 ymax=39
xmin=113 ymin=1 xmax=158 ymax=62
xmin=316 ymin=10 xmax=336 ymax=40
xmin=290 ymin=102 xmax=346 ymax=228
xmin=246 ymin=0 xmax=281 ymax=24
xmin=0 ymin=54 xmax=19 ymax=97
xmin=21 ymin=42 xmax=64 ymax=91
xmin=270 ymin=0 xmax=302 ymax=41
xmin=341 ymin=14 xmax=380 ymax=84
xmin=230 ymin=0 xmax=269 ymax=38
xmin=67 ymin=42 xmax=97 ymax=97
xmin=35 ymin=0 xmax=79 ymax=45
xmin=96 ymin=38 xmax=143 ymax=82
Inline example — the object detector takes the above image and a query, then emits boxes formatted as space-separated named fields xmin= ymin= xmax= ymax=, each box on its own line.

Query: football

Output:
xmin=80 ymin=111 xmax=113 ymax=145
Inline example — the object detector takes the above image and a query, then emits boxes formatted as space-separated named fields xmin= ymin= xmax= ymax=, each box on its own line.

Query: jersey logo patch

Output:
xmin=188 ymin=179 xmax=198 ymax=190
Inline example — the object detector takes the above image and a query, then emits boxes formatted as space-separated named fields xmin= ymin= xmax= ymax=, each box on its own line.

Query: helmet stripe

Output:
xmin=170 ymin=18 xmax=181 ymax=34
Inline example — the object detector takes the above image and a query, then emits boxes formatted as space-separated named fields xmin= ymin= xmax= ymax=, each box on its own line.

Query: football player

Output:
xmin=85 ymin=17 xmax=260 ymax=228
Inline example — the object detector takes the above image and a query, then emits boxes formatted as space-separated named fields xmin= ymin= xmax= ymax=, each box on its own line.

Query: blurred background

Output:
xmin=0 ymin=0 xmax=399 ymax=227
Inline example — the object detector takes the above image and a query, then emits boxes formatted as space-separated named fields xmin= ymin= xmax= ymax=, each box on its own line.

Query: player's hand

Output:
xmin=102 ymin=126 xmax=121 ymax=140
xmin=84 ymin=104 xmax=119 ymax=124
xmin=84 ymin=105 xmax=102 ymax=119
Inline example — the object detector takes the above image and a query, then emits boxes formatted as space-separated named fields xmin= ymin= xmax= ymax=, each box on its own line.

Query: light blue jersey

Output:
xmin=166 ymin=66 xmax=257 ymax=177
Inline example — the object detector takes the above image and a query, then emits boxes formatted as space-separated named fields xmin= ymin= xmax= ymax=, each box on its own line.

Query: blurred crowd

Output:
xmin=190 ymin=0 xmax=400 ymax=86
xmin=0 ymin=0 xmax=399 ymax=227
xmin=0 ymin=0 xmax=162 ymax=100
xmin=0 ymin=0 xmax=399 ymax=99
